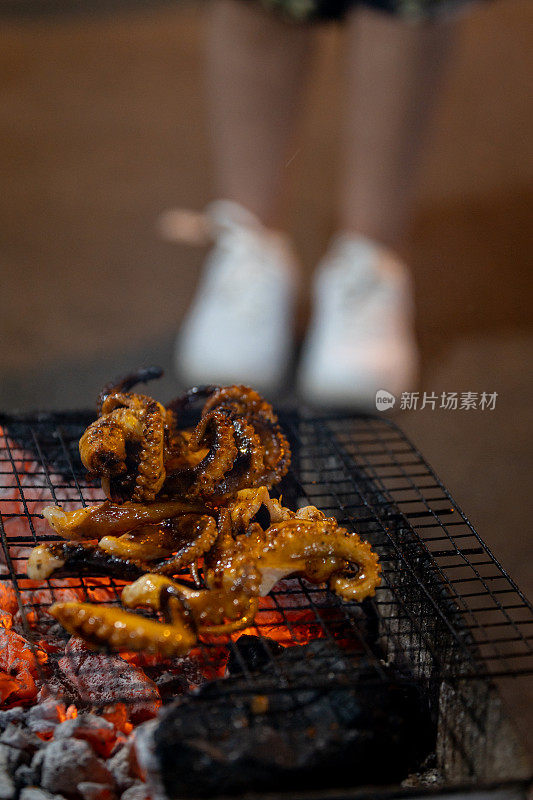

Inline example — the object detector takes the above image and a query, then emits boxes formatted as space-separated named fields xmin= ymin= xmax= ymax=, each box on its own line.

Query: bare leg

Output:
xmin=205 ymin=0 xmax=313 ymax=226
xmin=339 ymin=8 xmax=456 ymax=249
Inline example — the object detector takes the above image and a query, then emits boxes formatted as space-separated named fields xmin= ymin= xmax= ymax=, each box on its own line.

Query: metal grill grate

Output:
xmin=0 ymin=409 xmax=532 ymax=712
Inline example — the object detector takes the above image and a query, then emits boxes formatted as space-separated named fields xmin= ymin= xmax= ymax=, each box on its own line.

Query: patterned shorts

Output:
xmin=245 ymin=0 xmax=479 ymax=21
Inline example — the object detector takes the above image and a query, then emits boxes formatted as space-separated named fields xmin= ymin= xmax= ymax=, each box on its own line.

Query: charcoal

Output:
xmin=54 ymin=714 xmax=116 ymax=757
xmin=151 ymin=656 xmax=206 ymax=700
xmin=225 ymin=635 xmax=284 ymax=676
xmin=0 ymin=748 xmax=16 ymax=800
xmin=106 ymin=742 xmax=136 ymax=791
xmin=20 ymin=789 xmax=66 ymax=800
xmin=0 ymin=725 xmax=40 ymax=774
xmin=26 ymin=700 xmax=63 ymax=732
xmin=154 ymin=641 xmax=434 ymax=797
xmin=77 ymin=783 xmax=116 ymax=800
xmin=58 ymin=639 xmax=161 ymax=723
xmin=40 ymin=738 xmax=115 ymax=795
xmin=14 ymin=764 xmax=35 ymax=790
xmin=0 ymin=723 xmax=42 ymax=768
xmin=0 ymin=708 xmax=25 ymax=730
xmin=29 ymin=749 xmax=45 ymax=786
xmin=120 ymin=783 xmax=151 ymax=800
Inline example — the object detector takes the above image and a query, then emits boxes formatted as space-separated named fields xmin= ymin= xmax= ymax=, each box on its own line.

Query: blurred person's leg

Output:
xmin=339 ymin=7 xmax=455 ymax=248
xmin=177 ymin=0 xmax=313 ymax=392
xmin=206 ymin=0 xmax=313 ymax=225
xmin=299 ymin=8 xmax=456 ymax=407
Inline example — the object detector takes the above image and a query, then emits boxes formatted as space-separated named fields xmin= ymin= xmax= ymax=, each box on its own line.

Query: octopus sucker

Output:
xmin=49 ymin=602 xmax=196 ymax=657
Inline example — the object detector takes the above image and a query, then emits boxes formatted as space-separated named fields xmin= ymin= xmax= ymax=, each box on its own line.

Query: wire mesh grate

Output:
xmin=0 ymin=409 xmax=532 ymax=713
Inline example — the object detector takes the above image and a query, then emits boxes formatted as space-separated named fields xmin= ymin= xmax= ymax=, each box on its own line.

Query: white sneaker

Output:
xmin=175 ymin=200 xmax=298 ymax=394
xmin=297 ymin=234 xmax=418 ymax=409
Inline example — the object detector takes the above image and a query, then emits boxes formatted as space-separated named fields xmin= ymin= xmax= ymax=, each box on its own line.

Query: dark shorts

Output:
xmin=245 ymin=0 xmax=480 ymax=21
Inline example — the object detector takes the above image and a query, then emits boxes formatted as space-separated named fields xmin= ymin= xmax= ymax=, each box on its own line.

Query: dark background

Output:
xmin=1 ymin=0 xmax=532 ymax=757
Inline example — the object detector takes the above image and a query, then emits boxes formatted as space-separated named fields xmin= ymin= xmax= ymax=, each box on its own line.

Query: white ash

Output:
xmin=40 ymin=738 xmax=115 ymax=794
xmin=53 ymin=714 xmax=116 ymax=755
xmin=0 ymin=724 xmax=41 ymax=772
xmin=0 ymin=706 xmax=148 ymax=800
xmin=25 ymin=701 xmax=65 ymax=737
xmin=14 ymin=764 xmax=35 ymax=790
xmin=20 ymin=789 xmax=66 ymax=800
xmin=131 ymin=721 xmax=167 ymax=800
xmin=120 ymin=784 xmax=151 ymax=800
xmin=106 ymin=742 xmax=136 ymax=792
xmin=28 ymin=748 xmax=46 ymax=786
xmin=77 ymin=783 xmax=116 ymax=800
xmin=0 ymin=748 xmax=16 ymax=800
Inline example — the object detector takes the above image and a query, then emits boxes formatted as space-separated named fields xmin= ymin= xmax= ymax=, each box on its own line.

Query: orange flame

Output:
xmin=56 ymin=703 xmax=78 ymax=723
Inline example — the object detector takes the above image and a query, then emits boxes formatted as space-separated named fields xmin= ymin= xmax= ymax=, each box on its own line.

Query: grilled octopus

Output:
xmin=79 ymin=392 xmax=172 ymax=503
xmin=49 ymin=497 xmax=381 ymax=657
xmin=28 ymin=513 xmax=218 ymax=580
xmin=78 ymin=370 xmax=290 ymax=504
xmin=31 ymin=488 xmax=285 ymax=582
xmin=41 ymin=499 xmax=206 ymax=541
xmin=32 ymin=374 xmax=380 ymax=657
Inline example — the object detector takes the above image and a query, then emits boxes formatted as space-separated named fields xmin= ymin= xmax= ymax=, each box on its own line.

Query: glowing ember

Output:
xmin=57 ymin=703 xmax=78 ymax=722
xmin=102 ymin=703 xmax=133 ymax=736
xmin=0 ymin=627 xmax=47 ymax=706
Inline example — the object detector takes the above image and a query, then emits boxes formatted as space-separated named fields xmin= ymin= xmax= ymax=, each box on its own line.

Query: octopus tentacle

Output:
xmin=99 ymin=393 xmax=168 ymax=502
xmin=27 ymin=541 xmax=147 ymax=582
xmin=213 ymin=517 xmax=381 ymax=602
xmin=152 ymin=515 xmax=218 ymax=575
xmin=201 ymin=386 xmax=290 ymax=486
xmin=122 ymin=574 xmax=259 ymax=634
xmin=202 ymin=385 xmax=276 ymax=423
xmin=96 ymin=366 xmax=163 ymax=415
xmin=49 ymin=601 xmax=196 ymax=658
xmin=99 ymin=524 xmax=180 ymax=563
xmin=83 ymin=391 xmax=168 ymax=502
xmin=42 ymin=499 xmax=207 ymax=540
xmin=163 ymin=410 xmax=238 ymax=499
xmin=253 ymin=418 xmax=291 ymax=485
xmin=166 ymin=385 xmax=218 ymax=415
xmin=207 ymin=417 xmax=265 ymax=500
xmin=79 ymin=407 xmax=144 ymax=478
xmin=189 ymin=560 xmax=204 ymax=589
xmin=97 ymin=514 xmax=218 ymax=574
xmin=132 ymin=398 xmax=166 ymax=502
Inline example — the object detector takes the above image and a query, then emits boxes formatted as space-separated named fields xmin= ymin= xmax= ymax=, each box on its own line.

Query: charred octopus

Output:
xmin=26 ymin=369 xmax=381 ymax=657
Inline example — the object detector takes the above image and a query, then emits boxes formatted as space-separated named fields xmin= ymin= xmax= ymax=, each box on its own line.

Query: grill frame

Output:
xmin=0 ymin=409 xmax=531 ymax=796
